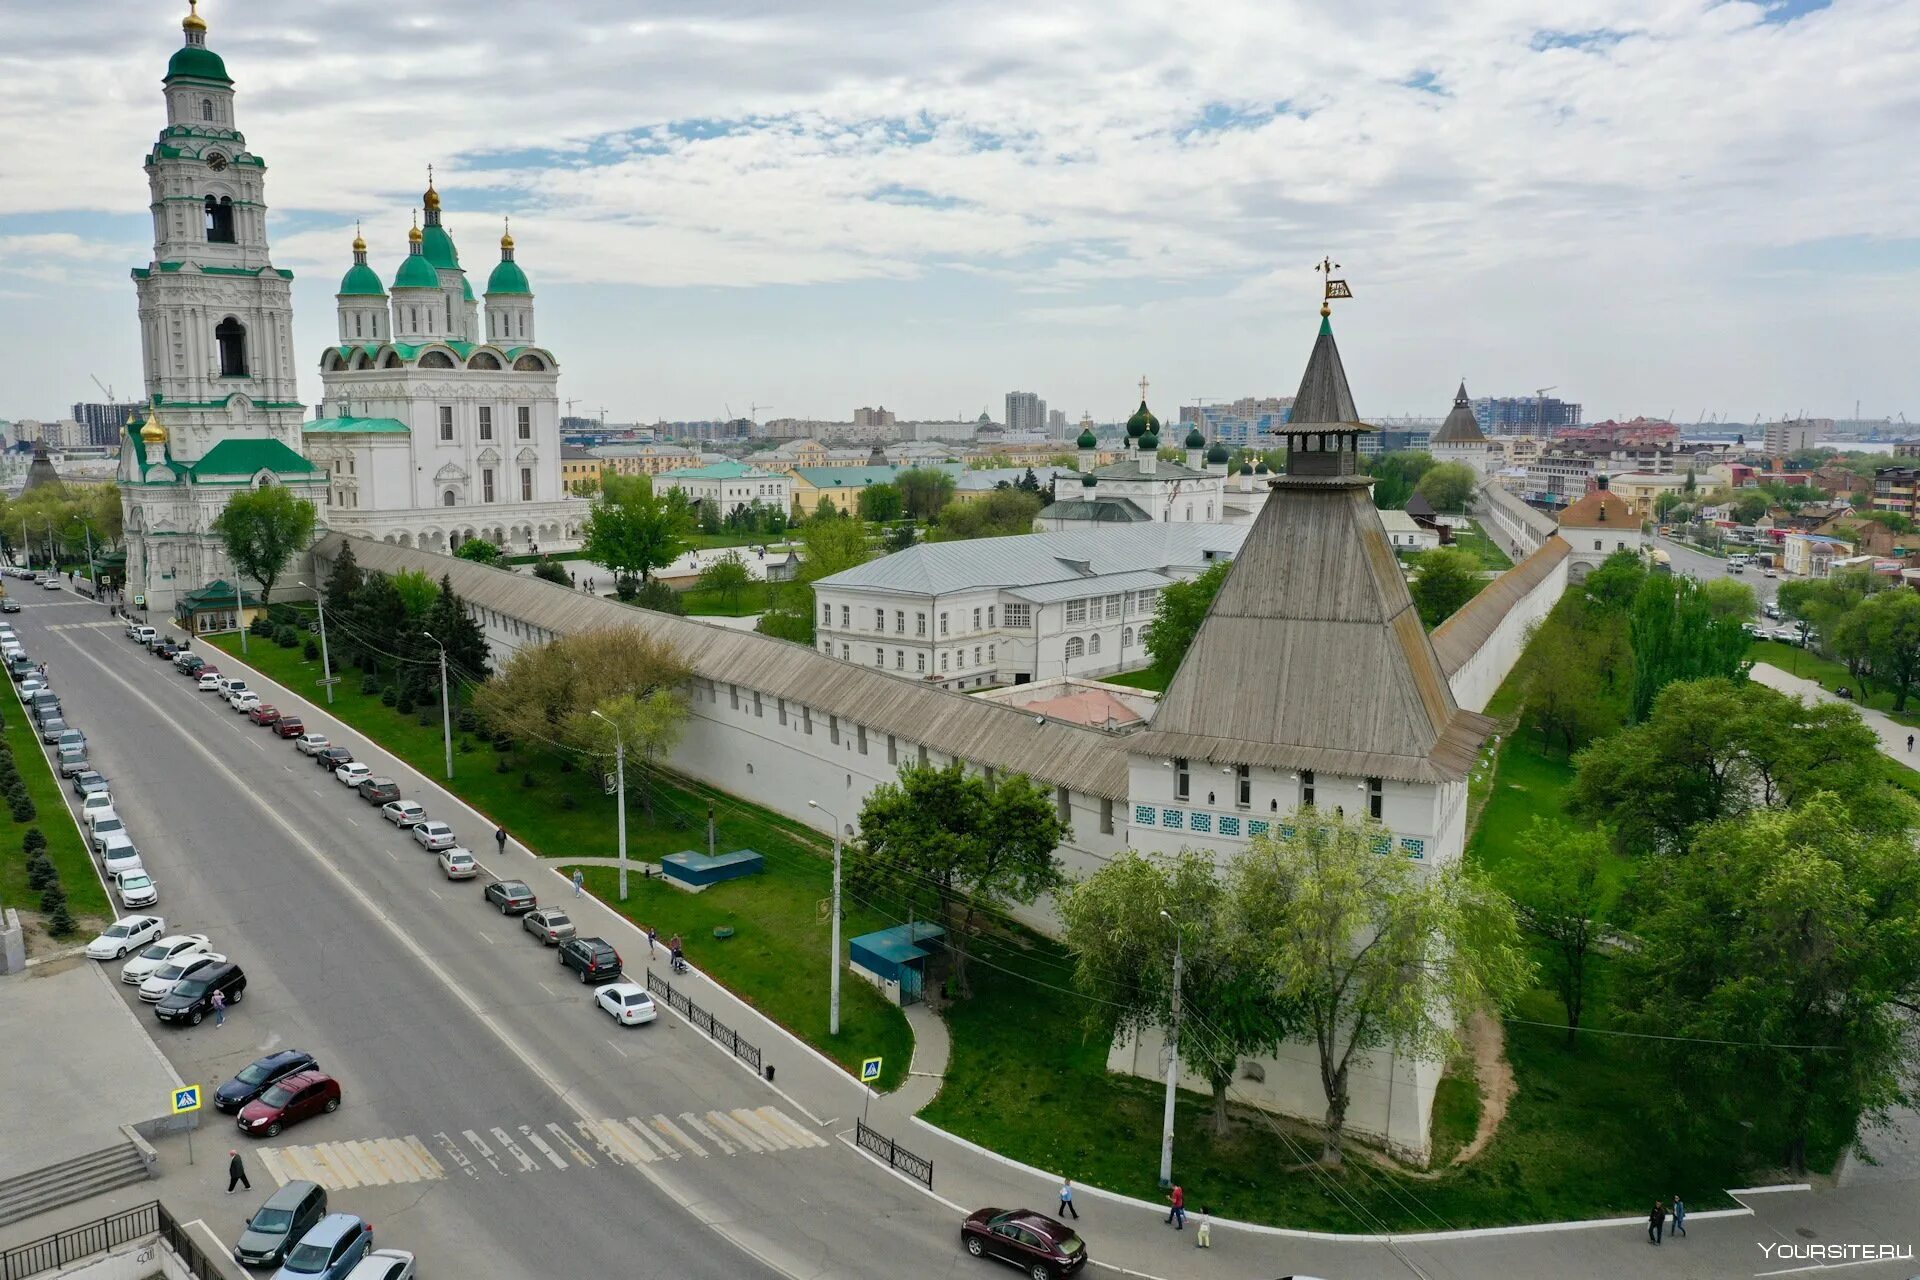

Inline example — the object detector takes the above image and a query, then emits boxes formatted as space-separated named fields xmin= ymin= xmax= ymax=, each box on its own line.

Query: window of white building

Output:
xmin=1174 ymin=758 xmax=1190 ymax=801
xmin=520 ymin=468 xmax=533 ymax=500
xmin=895 ymin=610 xmax=905 ymax=634
xmin=1065 ymin=636 xmax=1084 ymax=659
xmin=972 ymin=608 xmax=981 ymax=630
xmin=1105 ymin=595 xmax=1121 ymax=620
xmin=439 ymin=406 xmax=454 ymax=442
xmin=1301 ymin=770 xmax=1315 ymax=808
xmin=940 ymin=652 xmax=949 ymax=672
xmin=940 ymin=612 xmax=949 ymax=636
xmin=841 ymin=605 xmax=851 ymax=628
xmin=822 ymin=602 xmax=831 ymax=626
xmin=1089 ymin=634 xmax=1100 ymax=655
xmin=482 ymin=469 xmax=495 ymax=503
xmin=479 ymin=407 xmax=492 ymax=441
xmin=916 ymin=612 xmax=927 ymax=637
xmin=916 ymin=653 xmax=926 ymax=673
xmin=875 ymin=648 xmax=885 ymax=667
xmin=1065 ymin=599 xmax=1087 ymax=625
xmin=517 ymin=406 xmax=531 ymax=440
xmin=1368 ymin=776 xmax=1383 ymax=821
xmin=1004 ymin=604 xmax=1031 ymax=627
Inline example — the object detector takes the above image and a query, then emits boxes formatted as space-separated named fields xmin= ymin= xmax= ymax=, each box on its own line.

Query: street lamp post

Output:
xmin=1157 ymin=908 xmax=1184 ymax=1189
xmin=296 ymin=580 xmax=335 ymax=704
xmin=807 ymin=800 xmax=844 ymax=1036
xmin=590 ymin=709 xmax=628 ymax=900
xmin=421 ymin=630 xmax=454 ymax=780
xmin=235 ymin=577 xmax=249 ymax=653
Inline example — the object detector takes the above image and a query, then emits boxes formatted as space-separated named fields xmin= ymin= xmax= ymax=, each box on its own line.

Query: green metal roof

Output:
xmin=1076 ymin=427 xmax=1097 ymax=448
xmin=486 ymin=258 xmax=531 ymax=296
xmin=189 ymin=438 xmax=319 ymax=478
xmin=1184 ymin=426 xmax=1206 ymax=448
xmin=180 ymin=579 xmax=261 ymax=610
xmin=666 ymin=460 xmax=780 ymax=480
xmin=393 ymin=253 xmax=440 ymax=290
xmin=165 ymin=45 xmax=231 ymax=85
xmin=422 ymin=224 xmax=461 ymax=271
xmin=338 ymin=262 xmax=385 ymax=296
xmin=793 ymin=463 xmax=963 ymax=489
xmin=461 ymin=276 xmax=476 ymax=303
xmin=305 ymin=416 xmax=410 ymax=435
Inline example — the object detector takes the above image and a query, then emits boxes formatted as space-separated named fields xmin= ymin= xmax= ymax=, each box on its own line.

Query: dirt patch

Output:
xmin=1451 ymin=1010 xmax=1515 ymax=1166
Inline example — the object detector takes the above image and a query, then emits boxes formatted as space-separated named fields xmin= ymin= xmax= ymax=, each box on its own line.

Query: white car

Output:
xmin=196 ymin=672 xmax=223 ymax=692
xmin=86 ymin=914 xmax=165 ymax=960
xmin=89 ymin=816 xmax=131 ymax=853
xmin=596 ymin=982 xmax=657 ymax=1026
xmin=229 ymin=692 xmax=261 ymax=714
xmin=138 ymin=952 xmax=227 ymax=1003
xmin=99 ymin=838 xmax=145 ymax=880
xmin=336 ymin=762 xmax=373 ymax=787
xmin=344 ymin=1249 xmax=417 ymax=1280
xmin=412 ymin=821 xmax=456 ymax=851
xmin=120 ymin=934 xmax=210 ymax=984
xmin=115 ymin=871 xmax=159 ymax=909
xmin=81 ymin=796 xmax=118 ymax=829
xmin=40 ymin=578 xmax=59 ymax=591
xmin=438 ymin=847 xmax=478 ymax=879
xmin=382 ymin=800 xmax=427 ymax=828
xmin=294 ymin=733 xmax=330 ymax=755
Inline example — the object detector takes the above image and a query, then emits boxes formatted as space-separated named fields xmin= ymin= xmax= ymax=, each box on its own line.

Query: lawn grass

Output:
xmin=1455 ymin=521 xmax=1515 ymax=571
xmin=2 ymin=678 xmax=110 ymax=922
xmin=206 ymin=633 xmax=912 ymax=1090
xmin=678 ymin=579 xmax=778 ymax=617
xmin=1102 ymin=667 xmax=1169 ymax=693
xmin=1748 ymin=639 xmax=1920 ymax=729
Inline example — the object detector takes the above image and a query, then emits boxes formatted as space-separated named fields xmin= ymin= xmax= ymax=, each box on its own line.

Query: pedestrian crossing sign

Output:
xmin=171 ymin=1086 xmax=202 ymax=1114
xmin=860 ymin=1057 xmax=883 ymax=1084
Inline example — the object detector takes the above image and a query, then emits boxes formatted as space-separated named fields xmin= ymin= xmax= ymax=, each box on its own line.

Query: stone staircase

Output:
xmin=0 ymin=1141 xmax=153 ymax=1228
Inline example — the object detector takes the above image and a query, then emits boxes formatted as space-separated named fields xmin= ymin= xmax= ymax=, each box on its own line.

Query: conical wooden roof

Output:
xmin=1289 ymin=315 xmax=1362 ymax=425
xmin=1432 ymin=381 xmax=1486 ymax=444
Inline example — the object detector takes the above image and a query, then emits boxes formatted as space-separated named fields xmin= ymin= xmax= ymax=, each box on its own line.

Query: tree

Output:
xmin=1509 ymin=821 xmax=1610 ymax=1045
xmin=1858 ymin=588 xmax=1920 ymax=711
xmin=1701 ymin=577 xmax=1758 ymax=623
xmin=857 ymin=483 xmax=904 ymax=523
xmin=454 ymin=538 xmax=504 ymax=567
xmin=1620 ymin=797 xmax=1920 ymax=1174
xmin=929 ymin=490 xmax=1042 ymax=541
xmin=1583 ymin=548 xmax=1648 ymax=612
xmin=1408 ymin=547 xmax=1482 ymax=628
xmin=1779 ymin=570 xmax=1884 ymax=649
xmin=1226 ymin=814 xmax=1531 ymax=1164
xmin=897 ymin=467 xmax=957 ymax=521
xmin=700 ymin=551 xmax=751 ymax=610
xmin=322 ymin=540 xmax=363 ymax=619
xmin=882 ymin=522 xmax=917 ymax=553
xmin=1627 ymin=573 xmax=1750 ymax=722
xmin=568 ymin=686 xmax=691 ymax=821
xmin=211 ymin=485 xmax=316 ymax=604
xmin=1367 ymin=451 xmax=1435 ymax=510
xmin=1142 ymin=559 xmax=1232 ymax=679
xmin=581 ymin=484 xmax=688 ymax=597
xmin=1518 ymin=612 xmax=1620 ymax=755
xmin=531 ymin=557 xmax=570 ymax=586
xmin=697 ymin=499 xmax=724 ymax=535
xmin=426 ymin=573 xmax=492 ymax=684
xmin=1413 ymin=461 xmax=1478 ymax=512
xmin=849 ymin=762 xmax=1067 ymax=998
xmin=1731 ymin=492 xmax=1769 ymax=525
xmin=1062 ymin=849 xmax=1300 ymax=1133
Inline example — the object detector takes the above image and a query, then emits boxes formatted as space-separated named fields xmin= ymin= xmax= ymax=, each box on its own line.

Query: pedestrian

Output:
xmin=1166 ymin=1184 xmax=1185 ymax=1230
xmin=1058 ymin=1178 xmax=1079 ymax=1219
xmin=572 ymin=868 xmax=585 ymax=896
xmin=1908 ymin=734 xmax=1914 ymax=753
xmin=1195 ymin=1206 xmax=1212 ymax=1249
xmin=211 ymin=988 xmax=226 ymax=1027
xmin=669 ymin=933 xmax=684 ymax=968
xmin=495 ymin=826 xmax=508 ymax=857
xmin=1671 ymin=1194 xmax=1686 ymax=1238
xmin=227 ymin=1149 xmax=250 ymax=1194
xmin=570 ymin=572 xmax=577 ymax=588
xmin=646 ymin=925 xmax=658 ymax=958
xmin=1648 ymin=1199 xmax=1666 ymax=1246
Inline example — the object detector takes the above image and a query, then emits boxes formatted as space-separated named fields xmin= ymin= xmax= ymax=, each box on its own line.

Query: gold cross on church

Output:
xmin=1138 ymin=375 xmax=1150 ymax=403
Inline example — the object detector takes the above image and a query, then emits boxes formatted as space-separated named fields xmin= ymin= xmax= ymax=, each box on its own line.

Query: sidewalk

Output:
xmin=1749 ymin=662 xmax=1920 ymax=770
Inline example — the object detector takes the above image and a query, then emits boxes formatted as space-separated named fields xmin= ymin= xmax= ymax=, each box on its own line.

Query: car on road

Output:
xmin=274 ymin=716 xmax=307 ymax=739
xmin=342 ymin=1249 xmax=415 ymax=1280
xmin=86 ymin=914 xmax=165 ymax=960
xmin=315 ymin=746 xmax=353 ymax=772
xmin=72 ymin=770 xmax=109 ymax=799
xmin=81 ymin=794 xmax=117 ymax=828
xmin=358 ymin=777 xmax=400 ymax=806
xmin=484 ymin=880 xmax=536 ymax=915
xmin=99 ymin=836 xmax=144 ymax=879
xmin=154 ymin=960 xmax=246 ymax=1025
xmin=57 ymin=745 xmax=91 ymax=777
xmin=139 ymin=951 xmax=228 ymax=1003
xmin=40 ymin=578 xmax=59 ymax=591
xmin=294 ymin=733 xmax=330 ymax=755
xmin=411 ymin=820 xmax=455 ymax=850
xmin=249 ymin=704 xmax=281 ymax=726
xmin=114 ymin=869 xmax=159 ymax=907
xmin=522 ymin=906 xmax=573 ymax=943
xmin=37 ymin=716 xmax=69 ymax=743
xmin=334 ymin=762 xmax=372 ymax=788
xmin=1764 ymin=568 xmax=1779 ymax=578
xmin=216 ymin=1049 xmax=321 ymax=1112
xmin=269 ymin=1212 xmax=371 ymax=1280
xmin=121 ymin=934 xmax=210 ymax=984
xmin=155 ymin=641 xmax=179 ymax=660
xmin=237 ymin=1070 xmax=341 ymax=1138
xmin=596 ymin=982 xmax=657 ymax=1026
xmin=961 ymin=1208 xmax=1088 ymax=1278
xmin=231 ymin=692 xmax=262 ymax=715
xmin=380 ymin=800 xmax=425 ymax=827
xmin=234 ymin=1181 xmax=328 ymax=1269
xmin=438 ymin=848 xmax=478 ymax=879
xmin=0 ymin=598 xmax=16 ymax=613
xmin=174 ymin=649 xmax=204 ymax=670
xmin=89 ymin=817 xmax=130 ymax=852
xmin=558 ymin=936 xmax=622 ymax=984
xmin=196 ymin=671 xmax=223 ymax=691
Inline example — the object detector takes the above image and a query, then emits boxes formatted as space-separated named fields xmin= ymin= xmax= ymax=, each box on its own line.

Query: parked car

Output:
xmin=99 ymin=834 xmax=144 ymax=878
xmin=131 ymin=625 xmax=156 ymax=646
xmin=90 ymin=817 xmax=131 ymax=852
xmin=380 ymin=800 xmax=425 ymax=827
xmin=294 ymin=733 xmax=330 ymax=755
xmin=961 ymin=1209 xmax=1088 ymax=1278
xmin=269 ymin=1213 xmax=371 ymax=1280
xmin=334 ymin=762 xmax=372 ymax=788
xmin=81 ymin=794 xmax=117 ymax=827
xmin=217 ymin=1049 xmax=321 ymax=1112
xmin=155 ymin=641 xmax=179 ymax=659
xmin=234 ymin=1181 xmax=328 ymax=1269
xmin=71 ymin=770 xmax=109 ymax=799
xmin=57 ymin=745 xmax=91 ymax=777
xmin=438 ymin=848 xmax=478 ymax=879
xmin=485 ymin=880 xmax=538 ymax=916
xmin=274 ymin=717 xmax=307 ymax=739
xmin=86 ymin=914 xmax=165 ymax=960
xmin=343 ymin=1250 xmax=415 ymax=1280
xmin=57 ymin=728 xmax=88 ymax=753
xmin=522 ymin=907 xmax=573 ymax=944
xmin=411 ymin=820 xmax=455 ymax=850
xmin=120 ymin=934 xmax=211 ymax=984
xmin=140 ymin=952 xmax=228 ymax=1003
xmin=196 ymin=671 xmax=224 ymax=691
xmin=174 ymin=651 xmax=205 ymax=672
xmin=316 ymin=747 xmax=354 ymax=772
xmin=358 ymin=778 xmax=400 ymax=806
xmin=237 ymin=1070 xmax=341 ymax=1138
xmin=557 ymin=936 xmax=622 ymax=984
xmin=155 ymin=960 xmax=246 ymax=1025
xmin=37 ymin=716 xmax=70 ymax=743
xmin=596 ymin=982 xmax=657 ymax=1026
xmin=231 ymin=692 xmax=262 ymax=715
xmin=115 ymin=870 xmax=159 ymax=908
xmin=249 ymin=704 xmax=282 ymax=726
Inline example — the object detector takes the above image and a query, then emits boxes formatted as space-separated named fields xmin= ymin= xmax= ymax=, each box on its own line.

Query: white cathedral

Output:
xmin=120 ymin=3 xmax=580 ymax=615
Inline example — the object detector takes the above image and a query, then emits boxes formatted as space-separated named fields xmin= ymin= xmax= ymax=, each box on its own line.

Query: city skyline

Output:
xmin=2 ymin=0 xmax=1916 ymax=423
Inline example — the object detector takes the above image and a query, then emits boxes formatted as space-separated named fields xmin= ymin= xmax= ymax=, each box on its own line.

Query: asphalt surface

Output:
xmin=10 ymin=596 xmax=965 ymax=1280
xmin=1656 ymin=535 xmax=1782 ymax=607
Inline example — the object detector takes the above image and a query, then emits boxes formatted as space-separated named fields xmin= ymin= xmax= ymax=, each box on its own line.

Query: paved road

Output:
xmin=1656 ymin=535 xmax=1782 ymax=607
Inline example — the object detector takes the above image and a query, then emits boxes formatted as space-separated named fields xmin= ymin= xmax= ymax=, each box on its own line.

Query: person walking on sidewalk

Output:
xmin=1671 ymin=1194 xmax=1686 ymax=1238
xmin=1648 ymin=1199 xmax=1666 ymax=1245
xmin=211 ymin=988 xmax=227 ymax=1027
xmin=1194 ymin=1206 xmax=1212 ymax=1248
xmin=646 ymin=925 xmax=658 ymax=959
xmin=572 ymin=869 xmax=585 ymax=896
xmin=495 ymin=826 xmax=508 ymax=857
xmin=1165 ymin=1184 xmax=1185 ymax=1230
xmin=1057 ymin=1178 xmax=1078 ymax=1219
xmin=227 ymin=1150 xmax=250 ymax=1194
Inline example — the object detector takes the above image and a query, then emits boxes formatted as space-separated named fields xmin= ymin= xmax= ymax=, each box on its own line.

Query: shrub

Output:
xmin=416 ymin=707 xmax=435 ymax=727
xmin=11 ymin=796 xmax=35 ymax=823
xmin=457 ymin=737 xmax=472 ymax=754
xmin=27 ymin=857 xmax=54 ymax=892
xmin=558 ymin=758 xmax=573 ymax=773
xmin=23 ymin=827 xmax=47 ymax=854
xmin=559 ymin=793 xmax=578 ymax=811
xmin=395 ymin=694 xmax=415 ymax=715
xmin=492 ymin=734 xmax=513 ymax=753
xmin=303 ymin=637 xmax=321 ymax=660
xmin=47 ymin=902 xmax=78 ymax=937
xmin=629 ymin=579 xmax=686 ymax=615
xmin=456 ymin=707 xmax=479 ymax=734
xmin=38 ymin=882 xmax=65 ymax=914
xmin=381 ymin=686 xmax=398 ymax=707
xmin=495 ymin=757 xmax=511 ymax=774
xmin=275 ymin=626 xmax=300 ymax=649
xmin=249 ymin=614 xmax=273 ymax=636
xmin=522 ymin=771 xmax=538 ymax=789
xmin=361 ymin=674 xmax=380 ymax=695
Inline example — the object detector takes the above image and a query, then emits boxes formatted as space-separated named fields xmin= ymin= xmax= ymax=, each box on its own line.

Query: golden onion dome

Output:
xmin=423 ymin=182 xmax=441 ymax=213
xmin=182 ymin=0 xmax=207 ymax=33
xmin=408 ymin=223 xmax=424 ymax=245
xmin=140 ymin=416 xmax=169 ymax=445
xmin=352 ymin=232 xmax=367 ymax=253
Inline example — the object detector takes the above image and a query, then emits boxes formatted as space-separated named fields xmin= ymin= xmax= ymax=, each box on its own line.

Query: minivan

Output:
xmin=57 ymin=744 xmax=90 ymax=777
xmin=235 ymin=1181 xmax=328 ymax=1269
xmin=155 ymin=960 xmax=246 ymax=1025
xmin=132 ymin=625 xmax=156 ymax=646
xmin=270 ymin=1213 xmax=372 ymax=1280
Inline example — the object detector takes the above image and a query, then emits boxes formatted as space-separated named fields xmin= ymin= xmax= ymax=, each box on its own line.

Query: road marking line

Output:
xmin=345 ymin=816 xmax=358 ymax=827
xmin=308 ymin=1144 xmax=359 ymax=1189
xmin=478 ymin=931 xmax=495 ymax=945
xmin=427 ymin=887 xmax=442 ymax=900
xmin=683 ymin=1112 xmax=732 ymax=1155
xmin=283 ymin=765 xmax=293 ymax=773
xmin=548 ymin=1122 xmax=597 ymax=1168
xmin=340 ymin=1140 xmax=383 ymax=1185
xmin=707 ymin=1110 xmax=766 ymax=1153
xmin=734 ymin=1109 xmax=791 ymax=1151
xmin=433 ymin=1133 xmax=477 ymax=1181
xmin=520 ymin=1124 xmax=567 ymax=1169
xmin=626 ymin=1115 xmax=679 ymax=1160
xmin=587 ymin=1118 xmax=653 ymax=1165
xmin=257 ymin=1147 xmax=292 ymax=1186
xmin=606 ymin=1039 xmax=627 ymax=1058
xmin=460 ymin=1128 xmax=506 ymax=1176
xmin=758 ymin=1106 xmax=828 ymax=1148
xmin=492 ymin=1126 xmax=537 ymax=1173
xmin=654 ymin=1113 xmax=707 ymax=1157
xmin=538 ymin=982 xmax=558 ymax=997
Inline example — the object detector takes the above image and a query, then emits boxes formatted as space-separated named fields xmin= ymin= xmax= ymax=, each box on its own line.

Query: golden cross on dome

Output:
xmin=1138 ymin=375 xmax=1150 ymax=403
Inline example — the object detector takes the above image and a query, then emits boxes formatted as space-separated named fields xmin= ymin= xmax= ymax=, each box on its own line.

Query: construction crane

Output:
xmin=748 ymin=402 xmax=772 ymax=424
xmin=1535 ymin=386 xmax=1556 ymax=437
xmin=90 ymin=375 xmax=117 ymax=402
xmin=565 ymin=398 xmax=581 ymax=418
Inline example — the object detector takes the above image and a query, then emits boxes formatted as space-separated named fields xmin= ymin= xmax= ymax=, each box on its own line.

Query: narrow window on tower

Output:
xmin=482 ymin=469 xmax=495 ymax=503
xmin=478 ymin=406 xmax=492 ymax=441
xmin=439 ymin=406 xmax=453 ymax=442
xmin=214 ymin=317 xmax=247 ymax=376
xmin=520 ymin=467 xmax=533 ymax=500
xmin=204 ymin=195 xmax=235 ymax=244
xmin=201 ymin=98 xmax=214 ymax=121
xmin=354 ymin=314 xmax=362 ymax=338
xmin=517 ymin=407 xmax=531 ymax=440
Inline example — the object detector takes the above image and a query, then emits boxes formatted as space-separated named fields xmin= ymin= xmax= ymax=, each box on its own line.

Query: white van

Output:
xmin=132 ymin=625 xmax=156 ymax=646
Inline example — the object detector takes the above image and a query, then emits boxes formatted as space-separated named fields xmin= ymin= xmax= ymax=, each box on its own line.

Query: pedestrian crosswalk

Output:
xmin=259 ymin=1106 xmax=827 ymax=1189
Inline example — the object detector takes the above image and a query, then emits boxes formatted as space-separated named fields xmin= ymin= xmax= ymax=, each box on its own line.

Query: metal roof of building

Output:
xmin=817 ymin=524 xmax=1249 ymax=597
xmin=1429 ymin=538 xmax=1569 ymax=678
xmin=1004 ymin=568 xmax=1175 ymax=604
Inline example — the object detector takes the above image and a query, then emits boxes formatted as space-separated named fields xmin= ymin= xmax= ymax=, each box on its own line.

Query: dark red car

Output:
xmin=248 ymin=704 xmax=281 ymax=726
xmin=962 ymin=1209 xmax=1086 ymax=1278
xmin=236 ymin=1070 xmax=341 ymax=1138
xmin=274 ymin=716 xmax=306 ymax=738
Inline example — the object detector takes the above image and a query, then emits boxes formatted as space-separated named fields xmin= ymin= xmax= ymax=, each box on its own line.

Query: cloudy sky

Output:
xmin=3 ymin=0 xmax=1916 ymax=426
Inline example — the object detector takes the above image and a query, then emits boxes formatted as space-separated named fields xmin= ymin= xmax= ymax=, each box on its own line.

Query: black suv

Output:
xmin=558 ymin=937 xmax=622 ymax=984
xmin=215 ymin=1048 xmax=320 ymax=1112
xmin=484 ymin=880 xmax=537 ymax=915
xmin=357 ymin=777 xmax=401 ymax=805
xmin=155 ymin=961 xmax=247 ymax=1025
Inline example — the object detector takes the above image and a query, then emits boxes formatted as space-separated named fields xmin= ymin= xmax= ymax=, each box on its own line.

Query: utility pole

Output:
xmin=235 ymin=577 xmax=249 ymax=653
xmin=1158 ymin=909 xmax=1184 ymax=1189
xmin=297 ymin=580 xmax=335 ymax=704
xmin=422 ymin=630 xmax=453 ymax=779
xmin=808 ymin=800 xmax=844 ymax=1036
xmin=591 ymin=709 xmax=628 ymax=900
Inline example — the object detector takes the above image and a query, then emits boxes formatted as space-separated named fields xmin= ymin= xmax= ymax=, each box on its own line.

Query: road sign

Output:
xmin=860 ymin=1057 xmax=883 ymax=1084
xmin=171 ymin=1085 xmax=202 ymax=1115
xmin=317 ymin=677 xmax=342 ymax=686
xmin=134 ymin=594 xmax=146 ymax=607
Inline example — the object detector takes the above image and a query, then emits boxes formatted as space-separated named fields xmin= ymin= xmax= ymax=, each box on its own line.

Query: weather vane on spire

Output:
xmin=1316 ymin=256 xmax=1352 ymax=317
